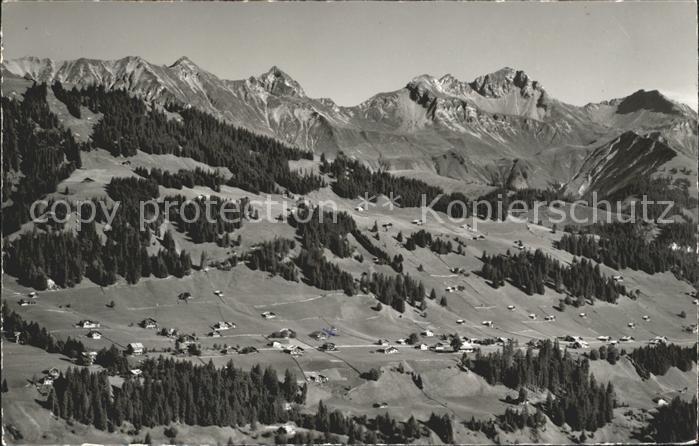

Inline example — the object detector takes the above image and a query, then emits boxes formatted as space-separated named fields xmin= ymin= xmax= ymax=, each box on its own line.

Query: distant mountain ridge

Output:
xmin=3 ymin=56 xmax=697 ymax=196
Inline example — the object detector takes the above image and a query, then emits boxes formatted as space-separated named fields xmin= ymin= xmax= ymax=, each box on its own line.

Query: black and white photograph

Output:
xmin=1 ymin=2 xmax=697 ymax=444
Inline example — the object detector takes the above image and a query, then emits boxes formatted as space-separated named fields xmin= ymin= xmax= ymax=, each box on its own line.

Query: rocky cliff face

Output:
xmin=4 ymin=56 xmax=696 ymax=197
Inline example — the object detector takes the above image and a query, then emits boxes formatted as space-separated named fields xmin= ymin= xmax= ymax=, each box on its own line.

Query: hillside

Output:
xmin=1 ymin=57 xmax=697 ymax=445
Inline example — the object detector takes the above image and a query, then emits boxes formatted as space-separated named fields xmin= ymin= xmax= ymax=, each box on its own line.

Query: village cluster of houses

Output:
xmin=369 ymin=330 xmax=492 ymax=355
xmin=17 ymin=266 xmax=689 ymax=390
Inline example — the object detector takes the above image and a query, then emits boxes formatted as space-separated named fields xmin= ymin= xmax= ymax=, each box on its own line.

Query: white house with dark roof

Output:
xmin=127 ymin=342 xmax=144 ymax=355
xmin=77 ymin=320 xmax=100 ymax=329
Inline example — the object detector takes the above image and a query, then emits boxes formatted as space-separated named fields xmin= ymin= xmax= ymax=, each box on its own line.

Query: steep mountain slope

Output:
xmin=565 ymin=131 xmax=680 ymax=198
xmin=4 ymin=56 xmax=696 ymax=197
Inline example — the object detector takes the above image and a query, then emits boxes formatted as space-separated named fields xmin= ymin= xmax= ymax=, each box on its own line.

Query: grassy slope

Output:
xmin=2 ymin=97 xmax=696 ymax=444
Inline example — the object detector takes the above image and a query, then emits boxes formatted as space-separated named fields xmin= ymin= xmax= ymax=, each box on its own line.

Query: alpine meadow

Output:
xmin=1 ymin=2 xmax=698 ymax=445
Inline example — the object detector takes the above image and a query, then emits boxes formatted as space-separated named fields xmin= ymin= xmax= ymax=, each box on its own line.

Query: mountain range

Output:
xmin=3 ymin=56 xmax=697 ymax=197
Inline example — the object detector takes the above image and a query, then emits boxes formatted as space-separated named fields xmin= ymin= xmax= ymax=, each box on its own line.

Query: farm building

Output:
xmin=431 ymin=342 xmax=451 ymax=352
xmin=213 ymin=321 xmax=236 ymax=330
xmin=383 ymin=346 xmax=399 ymax=354
xmin=305 ymin=372 xmax=329 ymax=384
xmin=309 ymin=330 xmax=328 ymax=341
xmin=77 ymin=320 xmax=100 ymax=329
xmin=140 ymin=318 xmax=158 ymax=329
xmin=86 ymin=330 xmax=102 ymax=340
xmin=80 ymin=351 xmax=98 ymax=365
xmin=284 ymin=346 xmax=304 ymax=356
xmin=459 ymin=342 xmax=476 ymax=353
xmin=176 ymin=335 xmax=197 ymax=352
xmin=319 ymin=342 xmax=336 ymax=352
xmin=127 ymin=342 xmax=144 ymax=355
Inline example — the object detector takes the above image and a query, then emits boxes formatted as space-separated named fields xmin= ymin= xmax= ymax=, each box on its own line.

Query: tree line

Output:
xmin=163 ymin=194 xmax=244 ymax=246
xmin=353 ymin=228 xmax=403 ymax=273
xmin=2 ymin=83 xmax=85 ymax=235
xmin=628 ymin=343 xmax=696 ymax=379
xmin=74 ymin=85 xmax=323 ymax=195
xmin=606 ymin=176 xmax=698 ymax=220
xmin=474 ymin=187 xmax=574 ymax=220
xmin=323 ymin=152 xmax=577 ymax=223
xmin=498 ymin=406 xmax=547 ymax=433
xmin=245 ymin=206 xmax=430 ymax=312
xmin=464 ymin=340 xmax=616 ymax=432
xmin=295 ymin=248 xmax=356 ymax=295
xmin=47 ymin=355 xmax=434 ymax=444
xmin=288 ymin=404 xmax=438 ymax=444
xmin=47 ymin=357 xmax=305 ymax=431
xmin=358 ymin=271 xmax=426 ymax=313
xmin=290 ymin=205 xmax=357 ymax=258
xmin=246 ymin=238 xmax=299 ymax=282
xmin=4 ymin=220 xmax=191 ymax=289
xmin=2 ymin=304 xmax=87 ymax=359
xmin=321 ymin=152 xmax=470 ymax=217
xmin=404 ymin=229 xmax=457 ymax=255
xmin=559 ymin=221 xmax=698 ymax=284
xmin=51 ymin=82 xmax=83 ymax=118
xmin=637 ymin=396 xmax=697 ymax=443
xmin=134 ymin=166 xmax=226 ymax=192
xmin=480 ymin=249 xmax=623 ymax=304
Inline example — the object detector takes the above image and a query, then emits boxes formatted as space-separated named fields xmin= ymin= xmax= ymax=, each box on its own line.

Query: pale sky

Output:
xmin=3 ymin=2 xmax=697 ymax=109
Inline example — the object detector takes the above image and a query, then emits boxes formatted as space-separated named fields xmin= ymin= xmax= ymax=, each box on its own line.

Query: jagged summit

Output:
xmin=2 ymin=55 xmax=695 ymax=163
xmin=437 ymin=73 xmax=473 ymax=98
xmin=169 ymin=56 xmax=200 ymax=71
xmin=406 ymin=73 xmax=472 ymax=99
xmin=469 ymin=67 xmax=542 ymax=98
xmin=3 ymin=56 xmax=59 ymax=82
xmin=405 ymin=68 xmax=544 ymax=101
xmin=252 ymin=65 xmax=306 ymax=97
